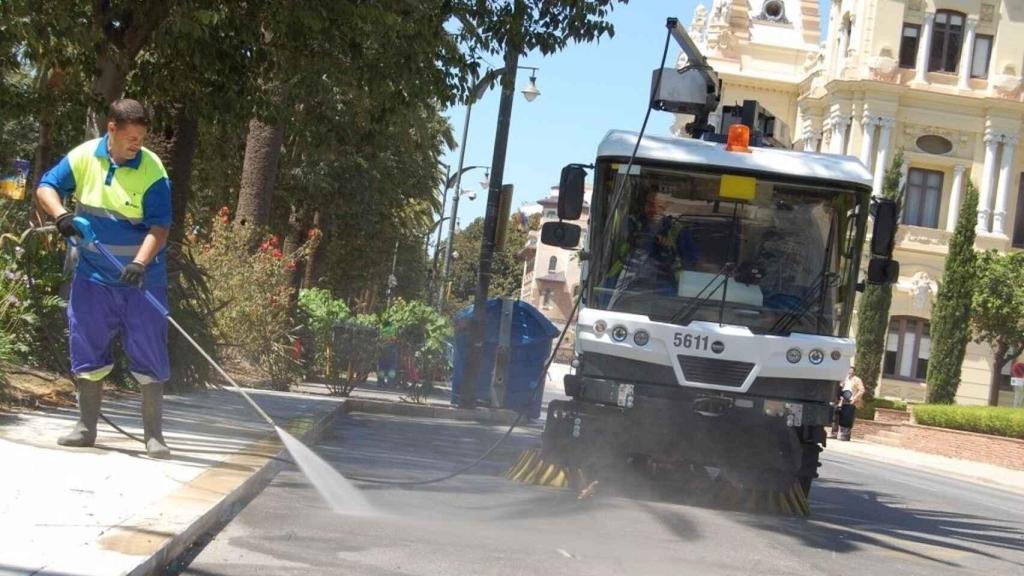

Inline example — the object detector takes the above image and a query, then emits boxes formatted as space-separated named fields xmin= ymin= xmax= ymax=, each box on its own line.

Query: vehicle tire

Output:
xmin=796 ymin=441 xmax=822 ymax=498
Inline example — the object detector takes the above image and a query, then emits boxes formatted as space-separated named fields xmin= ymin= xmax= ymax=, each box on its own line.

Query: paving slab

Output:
xmin=0 ymin=387 xmax=344 ymax=576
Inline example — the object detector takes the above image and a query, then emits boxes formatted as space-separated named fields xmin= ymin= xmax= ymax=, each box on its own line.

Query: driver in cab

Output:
xmin=608 ymin=188 xmax=698 ymax=302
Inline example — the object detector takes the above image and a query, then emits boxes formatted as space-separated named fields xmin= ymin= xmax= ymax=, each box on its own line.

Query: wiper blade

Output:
xmin=769 ymin=271 xmax=839 ymax=334
xmin=770 ymin=212 xmax=839 ymax=335
xmin=670 ymin=262 xmax=735 ymax=325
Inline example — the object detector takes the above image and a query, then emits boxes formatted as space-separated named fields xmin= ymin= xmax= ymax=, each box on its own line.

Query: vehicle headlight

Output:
xmin=786 ymin=348 xmax=802 ymax=364
xmin=831 ymin=349 xmax=842 ymax=361
xmin=611 ymin=325 xmax=629 ymax=342
xmin=808 ymin=349 xmax=824 ymax=365
xmin=633 ymin=330 xmax=650 ymax=347
xmin=593 ymin=320 xmax=607 ymax=335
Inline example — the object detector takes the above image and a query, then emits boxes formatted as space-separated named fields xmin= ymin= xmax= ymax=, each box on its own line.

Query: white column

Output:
xmin=946 ymin=164 xmax=967 ymax=232
xmin=859 ymin=116 xmax=877 ymax=167
xmin=871 ymin=118 xmax=894 ymax=196
xmin=811 ymin=131 xmax=822 ymax=152
xmin=958 ymin=17 xmax=979 ymax=90
xmin=914 ymin=12 xmax=935 ymax=84
xmin=977 ymin=132 xmax=1000 ymax=233
xmin=830 ymin=117 xmax=849 ymax=155
xmin=992 ymin=136 xmax=1018 ymax=237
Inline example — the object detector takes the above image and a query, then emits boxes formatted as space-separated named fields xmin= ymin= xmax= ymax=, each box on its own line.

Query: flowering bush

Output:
xmin=196 ymin=208 xmax=315 ymax=390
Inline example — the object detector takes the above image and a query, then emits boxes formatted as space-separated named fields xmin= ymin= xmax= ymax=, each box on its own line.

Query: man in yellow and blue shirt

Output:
xmin=35 ymin=99 xmax=173 ymax=458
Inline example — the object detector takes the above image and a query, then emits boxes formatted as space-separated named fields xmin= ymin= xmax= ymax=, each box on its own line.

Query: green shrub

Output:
xmin=0 ymin=206 xmax=66 ymax=372
xmin=912 ymin=404 xmax=1024 ymax=439
xmin=380 ymin=299 xmax=452 ymax=402
xmin=856 ymin=397 xmax=909 ymax=420
xmin=297 ymin=288 xmax=351 ymax=369
xmin=325 ymin=316 xmax=379 ymax=397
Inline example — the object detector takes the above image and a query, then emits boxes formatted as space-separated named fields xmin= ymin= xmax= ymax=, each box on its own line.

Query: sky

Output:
xmin=439 ymin=0 xmax=832 ymax=229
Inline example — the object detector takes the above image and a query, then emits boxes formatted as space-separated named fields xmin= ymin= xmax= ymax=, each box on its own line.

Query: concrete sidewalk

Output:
xmin=826 ymin=437 xmax=1024 ymax=496
xmin=0 ymin=387 xmax=344 ymax=576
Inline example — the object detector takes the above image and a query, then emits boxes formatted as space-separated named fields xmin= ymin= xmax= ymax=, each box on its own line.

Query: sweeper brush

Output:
xmin=505 ymin=448 xmax=811 ymax=517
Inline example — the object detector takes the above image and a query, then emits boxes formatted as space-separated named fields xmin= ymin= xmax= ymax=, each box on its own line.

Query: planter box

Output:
xmin=855 ymin=419 xmax=1024 ymax=471
xmin=874 ymin=407 xmax=911 ymax=424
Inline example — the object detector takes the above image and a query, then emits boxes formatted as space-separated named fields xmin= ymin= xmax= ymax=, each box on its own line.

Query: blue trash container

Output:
xmin=451 ymin=298 xmax=559 ymax=418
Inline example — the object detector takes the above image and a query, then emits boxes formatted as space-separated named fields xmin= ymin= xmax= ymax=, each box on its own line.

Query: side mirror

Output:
xmin=558 ymin=165 xmax=586 ymax=220
xmin=867 ymin=258 xmax=899 ymax=285
xmin=870 ymin=198 xmax=898 ymax=258
xmin=541 ymin=221 xmax=581 ymax=249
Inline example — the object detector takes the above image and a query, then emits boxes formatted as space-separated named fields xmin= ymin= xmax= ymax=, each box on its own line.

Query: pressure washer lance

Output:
xmin=67 ymin=217 xmax=373 ymax=514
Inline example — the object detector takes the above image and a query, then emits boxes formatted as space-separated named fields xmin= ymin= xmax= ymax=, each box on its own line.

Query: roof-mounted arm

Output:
xmin=651 ymin=17 xmax=721 ymax=138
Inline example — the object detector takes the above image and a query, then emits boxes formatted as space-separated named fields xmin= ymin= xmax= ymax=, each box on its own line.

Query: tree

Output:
xmin=853 ymin=149 xmax=904 ymax=400
xmin=926 ymin=180 xmax=979 ymax=404
xmin=446 ymin=215 xmax=528 ymax=310
xmin=971 ymin=250 xmax=1024 ymax=406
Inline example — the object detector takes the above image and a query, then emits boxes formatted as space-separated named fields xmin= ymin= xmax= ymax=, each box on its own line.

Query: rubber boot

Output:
xmin=141 ymin=383 xmax=171 ymax=458
xmin=57 ymin=380 xmax=103 ymax=447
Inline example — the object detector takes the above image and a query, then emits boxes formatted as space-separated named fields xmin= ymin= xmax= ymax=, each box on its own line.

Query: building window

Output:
xmin=548 ymin=255 xmax=558 ymax=272
xmin=1013 ymin=176 xmax=1024 ymax=248
xmin=929 ymin=10 xmax=965 ymax=73
xmin=542 ymin=289 xmax=553 ymax=309
xmin=971 ymin=34 xmax=993 ymax=79
xmin=903 ymin=168 xmax=943 ymax=228
xmin=525 ymin=257 xmax=534 ymax=274
xmin=885 ymin=317 xmax=931 ymax=380
xmin=899 ymin=23 xmax=920 ymax=68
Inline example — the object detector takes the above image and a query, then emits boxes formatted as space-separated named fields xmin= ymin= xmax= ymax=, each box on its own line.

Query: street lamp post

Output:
xmin=458 ymin=46 xmax=539 ymax=408
xmin=429 ymin=162 xmax=451 ymax=293
xmin=437 ymin=169 xmax=485 ymax=307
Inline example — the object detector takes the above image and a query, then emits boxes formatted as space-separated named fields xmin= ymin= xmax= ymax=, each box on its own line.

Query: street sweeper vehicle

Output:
xmin=509 ymin=18 xmax=900 ymax=511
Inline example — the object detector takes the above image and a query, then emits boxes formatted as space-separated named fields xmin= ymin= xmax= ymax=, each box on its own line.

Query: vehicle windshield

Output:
xmin=588 ymin=162 xmax=864 ymax=336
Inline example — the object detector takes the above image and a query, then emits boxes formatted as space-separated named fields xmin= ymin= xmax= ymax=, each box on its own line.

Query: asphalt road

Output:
xmin=178 ymin=412 xmax=1024 ymax=576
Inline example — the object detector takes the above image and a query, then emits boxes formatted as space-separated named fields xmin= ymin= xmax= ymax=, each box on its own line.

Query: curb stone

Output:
xmin=62 ymin=399 xmax=346 ymax=576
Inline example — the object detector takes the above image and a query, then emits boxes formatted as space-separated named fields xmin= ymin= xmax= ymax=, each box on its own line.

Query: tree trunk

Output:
xmin=146 ymin=105 xmax=200 ymax=242
xmin=302 ymin=210 xmax=323 ymax=289
xmin=166 ymin=108 xmax=199 ymax=241
xmin=86 ymin=53 xmax=129 ymax=137
xmin=235 ymin=115 xmax=285 ymax=227
xmin=989 ymin=343 xmax=1009 ymax=406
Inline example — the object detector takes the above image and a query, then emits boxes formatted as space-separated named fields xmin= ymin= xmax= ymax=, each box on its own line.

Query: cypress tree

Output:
xmin=854 ymin=149 xmax=904 ymax=400
xmin=925 ymin=180 xmax=979 ymax=404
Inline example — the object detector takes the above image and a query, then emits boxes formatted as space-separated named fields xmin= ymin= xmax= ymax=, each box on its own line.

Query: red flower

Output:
xmin=285 ymin=260 xmax=297 ymax=271
xmin=270 ymin=235 xmax=281 ymax=248
xmin=307 ymin=228 xmax=320 ymax=239
xmin=271 ymin=249 xmax=283 ymax=260
xmin=260 ymin=241 xmax=270 ymax=252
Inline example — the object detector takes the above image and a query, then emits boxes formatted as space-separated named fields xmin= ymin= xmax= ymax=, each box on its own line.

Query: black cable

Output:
xmin=602 ymin=21 xmax=674 ymax=238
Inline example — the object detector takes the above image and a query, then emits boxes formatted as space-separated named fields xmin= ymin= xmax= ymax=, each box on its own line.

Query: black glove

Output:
xmin=120 ymin=261 xmax=146 ymax=287
xmin=55 ymin=212 xmax=81 ymax=239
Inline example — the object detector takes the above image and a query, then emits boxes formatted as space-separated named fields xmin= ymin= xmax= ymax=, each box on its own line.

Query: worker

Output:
xmin=35 ymin=99 xmax=173 ymax=458
xmin=606 ymin=188 xmax=698 ymax=306
xmin=833 ymin=366 xmax=865 ymax=441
